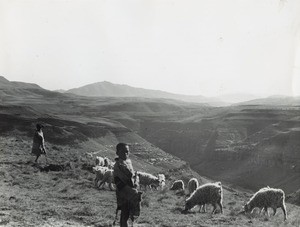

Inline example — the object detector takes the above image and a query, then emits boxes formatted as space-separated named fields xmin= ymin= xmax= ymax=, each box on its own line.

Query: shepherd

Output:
xmin=31 ymin=123 xmax=47 ymax=163
xmin=113 ymin=143 xmax=142 ymax=227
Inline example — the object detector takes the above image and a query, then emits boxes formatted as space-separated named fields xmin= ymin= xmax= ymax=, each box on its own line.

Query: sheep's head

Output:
xmin=184 ymin=198 xmax=193 ymax=211
xmin=244 ymin=203 xmax=251 ymax=213
xmin=133 ymin=171 xmax=140 ymax=188
xmin=158 ymin=174 xmax=166 ymax=189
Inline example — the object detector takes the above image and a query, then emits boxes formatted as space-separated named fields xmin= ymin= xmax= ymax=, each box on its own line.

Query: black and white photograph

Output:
xmin=0 ymin=0 xmax=300 ymax=226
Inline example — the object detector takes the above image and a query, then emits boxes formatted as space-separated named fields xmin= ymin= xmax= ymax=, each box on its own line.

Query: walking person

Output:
xmin=31 ymin=123 xmax=47 ymax=163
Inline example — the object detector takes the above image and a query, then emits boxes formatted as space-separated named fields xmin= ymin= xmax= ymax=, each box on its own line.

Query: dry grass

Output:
xmin=0 ymin=135 xmax=299 ymax=227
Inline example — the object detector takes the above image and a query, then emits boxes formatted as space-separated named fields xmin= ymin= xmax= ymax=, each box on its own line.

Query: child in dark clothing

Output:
xmin=113 ymin=143 xmax=141 ymax=227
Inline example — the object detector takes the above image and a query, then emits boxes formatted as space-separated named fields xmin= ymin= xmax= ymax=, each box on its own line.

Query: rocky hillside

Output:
xmin=1 ymin=76 xmax=299 ymax=195
xmin=1 ymin=77 xmax=300 ymax=226
xmin=133 ymin=106 xmax=300 ymax=194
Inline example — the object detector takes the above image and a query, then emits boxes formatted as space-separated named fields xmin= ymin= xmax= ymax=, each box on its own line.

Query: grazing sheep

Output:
xmin=93 ymin=166 xmax=109 ymax=188
xmin=158 ymin=174 xmax=166 ymax=190
xmin=244 ymin=187 xmax=287 ymax=220
xmin=184 ymin=182 xmax=223 ymax=214
xmin=98 ymin=169 xmax=115 ymax=190
xmin=137 ymin=171 xmax=160 ymax=190
xmin=95 ymin=156 xmax=105 ymax=166
xmin=98 ymin=168 xmax=139 ymax=191
xmin=104 ymin=157 xmax=115 ymax=169
xmin=170 ymin=180 xmax=185 ymax=191
xmin=133 ymin=171 xmax=140 ymax=188
xmin=187 ymin=178 xmax=199 ymax=195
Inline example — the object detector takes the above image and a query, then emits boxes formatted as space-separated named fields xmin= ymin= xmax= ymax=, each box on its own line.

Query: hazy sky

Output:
xmin=1 ymin=0 xmax=300 ymax=97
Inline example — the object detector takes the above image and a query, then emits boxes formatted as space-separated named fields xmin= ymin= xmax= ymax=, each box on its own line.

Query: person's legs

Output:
xmin=120 ymin=202 xmax=129 ymax=227
xmin=35 ymin=154 xmax=40 ymax=163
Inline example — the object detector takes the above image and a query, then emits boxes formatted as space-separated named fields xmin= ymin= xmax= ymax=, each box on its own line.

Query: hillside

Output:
xmin=1 ymin=77 xmax=300 ymax=226
xmin=1 ymin=76 xmax=299 ymax=194
xmin=131 ymin=106 xmax=300 ymax=194
xmin=1 ymin=133 xmax=300 ymax=226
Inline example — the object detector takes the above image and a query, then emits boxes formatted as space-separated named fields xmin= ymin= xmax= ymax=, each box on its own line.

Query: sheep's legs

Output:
xmin=109 ymin=183 xmax=115 ymax=191
xmin=263 ymin=207 xmax=269 ymax=217
xmin=259 ymin=208 xmax=264 ymax=214
xmin=218 ymin=202 xmax=223 ymax=214
xmin=281 ymin=205 xmax=287 ymax=221
xmin=199 ymin=205 xmax=206 ymax=213
xmin=198 ymin=205 xmax=202 ymax=213
xmin=98 ymin=180 xmax=106 ymax=189
xmin=212 ymin=204 xmax=217 ymax=214
xmin=272 ymin=208 xmax=277 ymax=216
xmin=94 ymin=178 xmax=99 ymax=188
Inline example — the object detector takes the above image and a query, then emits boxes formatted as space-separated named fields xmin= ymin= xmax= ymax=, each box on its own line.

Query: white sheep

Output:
xmin=137 ymin=171 xmax=160 ymax=190
xmin=170 ymin=180 xmax=185 ymax=191
xmin=98 ymin=169 xmax=115 ymax=190
xmin=244 ymin=187 xmax=287 ymax=220
xmin=93 ymin=166 xmax=109 ymax=188
xmin=104 ymin=157 xmax=115 ymax=169
xmin=184 ymin=182 xmax=223 ymax=214
xmin=158 ymin=174 xmax=166 ymax=190
xmin=97 ymin=169 xmax=140 ymax=191
xmin=187 ymin=178 xmax=199 ymax=195
xmin=95 ymin=156 xmax=105 ymax=166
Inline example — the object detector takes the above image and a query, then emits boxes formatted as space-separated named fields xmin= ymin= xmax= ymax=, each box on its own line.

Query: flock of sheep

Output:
xmin=92 ymin=156 xmax=288 ymax=222
xmin=93 ymin=156 xmax=165 ymax=191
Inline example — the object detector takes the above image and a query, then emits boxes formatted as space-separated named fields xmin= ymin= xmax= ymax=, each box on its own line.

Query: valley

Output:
xmin=0 ymin=77 xmax=300 ymax=226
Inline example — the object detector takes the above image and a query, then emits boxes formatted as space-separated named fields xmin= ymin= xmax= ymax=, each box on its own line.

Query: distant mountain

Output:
xmin=216 ymin=93 xmax=263 ymax=104
xmin=54 ymin=89 xmax=66 ymax=93
xmin=237 ymin=95 xmax=300 ymax=106
xmin=0 ymin=76 xmax=70 ymax=101
xmin=0 ymin=75 xmax=41 ymax=89
xmin=65 ymin=81 xmax=227 ymax=106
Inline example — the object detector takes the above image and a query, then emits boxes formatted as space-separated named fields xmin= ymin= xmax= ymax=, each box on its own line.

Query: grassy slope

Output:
xmin=0 ymin=87 xmax=299 ymax=226
xmin=1 ymin=135 xmax=300 ymax=227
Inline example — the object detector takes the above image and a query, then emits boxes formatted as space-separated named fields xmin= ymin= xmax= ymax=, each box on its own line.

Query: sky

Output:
xmin=0 ymin=0 xmax=300 ymax=97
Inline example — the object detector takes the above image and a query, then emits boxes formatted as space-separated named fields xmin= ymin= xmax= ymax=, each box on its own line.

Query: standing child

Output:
xmin=113 ymin=143 xmax=140 ymax=227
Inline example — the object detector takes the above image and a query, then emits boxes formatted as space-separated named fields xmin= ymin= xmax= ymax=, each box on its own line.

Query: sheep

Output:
xmin=98 ymin=169 xmax=115 ymax=190
xmin=158 ymin=174 xmax=166 ymax=190
xmin=95 ymin=156 xmax=105 ymax=166
xmin=97 ymin=168 xmax=139 ymax=191
xmin=93 ymin=166 xmax=109 ymax=188
xmin=170 ymin=180 xmax=185 ymax=191
xmin=104 ymin=157 xmax=115 ymax=169
xmin=184 ymin=182 xmax=223 ymax=214
xmin=187 ymin=178 xmax=199 ymax=195
xmin=244 ymin=187 xmax=287 ymax=220
xmin=137 ymin=171 xmax=160 ymax=190
xmin=133 ymin=171 xmax=140 ymax=189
